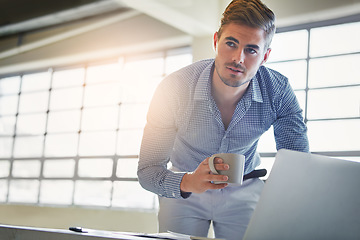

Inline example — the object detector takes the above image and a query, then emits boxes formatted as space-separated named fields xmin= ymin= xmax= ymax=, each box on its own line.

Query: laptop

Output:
xmin=243 ymin=149 xmax=360 ymax=240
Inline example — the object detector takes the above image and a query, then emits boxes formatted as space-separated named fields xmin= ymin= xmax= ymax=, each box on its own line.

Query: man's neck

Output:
xmin=211 ymin=75 xmax=250 ymax=107
xmin=211 ymin=73 xmax=250 ymax=129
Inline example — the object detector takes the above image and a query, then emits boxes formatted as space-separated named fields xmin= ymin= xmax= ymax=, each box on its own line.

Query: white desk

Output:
xmin=0 ymin=224 xmax=161 ymax=240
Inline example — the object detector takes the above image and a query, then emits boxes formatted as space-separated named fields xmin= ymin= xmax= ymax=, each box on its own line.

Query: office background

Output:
xmin=0 ymin=0 xmax=359 ymax=234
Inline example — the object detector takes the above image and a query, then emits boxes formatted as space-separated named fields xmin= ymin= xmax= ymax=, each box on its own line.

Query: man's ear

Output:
xmin=213 ymin=32 xmax=219 ymax=52
xmin=261 ymin=48 xmax=271 ymax=65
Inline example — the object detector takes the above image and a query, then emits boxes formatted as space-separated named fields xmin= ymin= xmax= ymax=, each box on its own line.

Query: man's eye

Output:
xmin=246 ymin=48 xmax=257 ymax=54
xmin=226 ymin=42 xmax=236 ymax=48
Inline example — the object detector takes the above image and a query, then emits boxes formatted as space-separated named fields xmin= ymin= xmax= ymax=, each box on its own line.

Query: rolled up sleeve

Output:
xmin=273 ymin=81 xmax=309 ymax=152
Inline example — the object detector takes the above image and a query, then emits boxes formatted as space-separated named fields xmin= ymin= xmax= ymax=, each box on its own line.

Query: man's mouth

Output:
xmin=227 ymin=66 xmax=245 ymax=74
xmin=228 ymin=67 xmax=242 ymax=72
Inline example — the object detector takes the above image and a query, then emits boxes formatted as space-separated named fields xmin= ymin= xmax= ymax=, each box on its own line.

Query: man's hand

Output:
xmin=180 ymin=157 xmax=229 ymax=194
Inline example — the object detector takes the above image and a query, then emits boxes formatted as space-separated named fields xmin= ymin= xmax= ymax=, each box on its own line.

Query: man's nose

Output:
xmin=232 ymin=49 xmax=245 ymax=64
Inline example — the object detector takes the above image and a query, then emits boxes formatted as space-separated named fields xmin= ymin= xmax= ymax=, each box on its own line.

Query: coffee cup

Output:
xmin=208 ymin=153 xmax=245 ymax=185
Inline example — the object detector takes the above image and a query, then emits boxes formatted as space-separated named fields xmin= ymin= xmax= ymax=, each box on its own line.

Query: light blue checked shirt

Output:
xmin=138 ymin=59 xmax=309 ymax=199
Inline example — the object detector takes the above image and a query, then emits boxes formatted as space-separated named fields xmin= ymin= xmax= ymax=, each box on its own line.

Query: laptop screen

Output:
xmin=243 ymin=149 xmax=360 ymax=240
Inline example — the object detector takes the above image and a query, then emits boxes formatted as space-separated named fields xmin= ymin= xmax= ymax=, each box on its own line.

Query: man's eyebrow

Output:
xmin=246 ymin=44 xmax=260 ymax=50
xmin=225 ymin=36 xmax=239 ymax=44
xmin=225 ymin=36 xmax=260 ymax=50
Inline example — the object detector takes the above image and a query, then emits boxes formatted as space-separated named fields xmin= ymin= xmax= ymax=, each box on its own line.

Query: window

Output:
xmin=0 ymin=47 xmax=192 ymax=210
xmin=258 ymin=20 xmax=360 ymax=174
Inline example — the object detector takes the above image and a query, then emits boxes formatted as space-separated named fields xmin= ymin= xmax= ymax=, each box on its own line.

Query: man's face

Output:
xmin=213 ymin=23 xmax=271 ymax=88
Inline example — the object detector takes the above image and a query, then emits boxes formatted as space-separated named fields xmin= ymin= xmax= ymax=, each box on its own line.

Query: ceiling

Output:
xmin=1 ymin=0 xmax=360 ymax=39
xmin=0 ymin=0 xmax=102 ymax=26
xmin=0 ymin=0 xmax=130 ymax=37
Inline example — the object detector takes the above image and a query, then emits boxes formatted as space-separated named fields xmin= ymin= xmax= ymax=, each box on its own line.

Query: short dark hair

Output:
xmin=218 ymin=0 xmax=276 ymax=49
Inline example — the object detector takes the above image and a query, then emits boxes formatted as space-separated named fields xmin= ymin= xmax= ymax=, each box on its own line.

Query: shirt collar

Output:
xmin=194 ymin=60 xmax=214 ymax=101
xmin=251 ymin=73 xmax=264 ymax=103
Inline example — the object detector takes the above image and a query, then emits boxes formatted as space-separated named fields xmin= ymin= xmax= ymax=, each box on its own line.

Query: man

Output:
xmin=138 ymin=0 xmax=309 ymax=239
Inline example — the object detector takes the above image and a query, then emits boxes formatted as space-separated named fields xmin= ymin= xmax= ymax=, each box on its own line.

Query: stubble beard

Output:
xmin=215 ymin=61 xmax=251 ymax=88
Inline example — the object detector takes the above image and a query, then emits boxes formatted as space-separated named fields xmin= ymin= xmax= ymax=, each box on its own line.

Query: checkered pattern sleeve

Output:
xmin=137 ymin=73 xmax=189 ymax=199
xmin=272 ymin=77 xmax=309 ymax=152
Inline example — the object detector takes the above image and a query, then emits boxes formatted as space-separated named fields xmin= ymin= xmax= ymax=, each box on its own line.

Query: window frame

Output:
xmin=260 ymin=13 xmax=360 ymax=159
xmin=0 ymin=46 xmax=192 ymax=210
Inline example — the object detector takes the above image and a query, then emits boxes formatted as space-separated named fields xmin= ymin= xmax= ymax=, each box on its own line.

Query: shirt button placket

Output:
xmin=219 ymin=134 xmax=229 ymax=153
